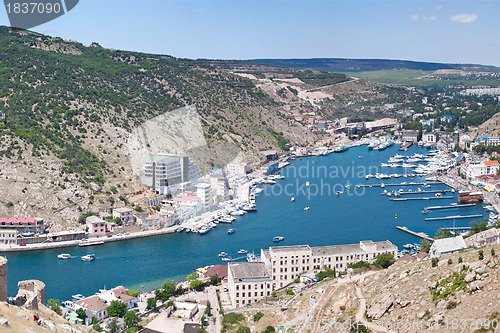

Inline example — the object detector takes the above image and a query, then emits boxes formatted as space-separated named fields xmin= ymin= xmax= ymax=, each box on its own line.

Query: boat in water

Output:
xmin=218 ymin=252 xmax=228 ymax=257
xmin=227 ymin=228 xmax=235 ymax=234
xmin=243 ymin=204 xmax=257 ymax=212
xmin=238 ymin=249 xmax=248 ymax=254
xmin=78 ymin=240 xmax=104 ymax=247
xmin=421 ymin=209 xmax=430 ymax=214
xmin=57 ymin=254 xmax=72 ymax=259
xmin=336 ymin=191 xmax=343 ymax=196
xmin=334 ymin=144 xmax=349 ymax=153
xmin=221 ymin=256 xmax=232 ymax=261
xmin=305 ymin=181 xmax=310 ymax=187
xmin=198 ymin=226 xmax=210 ymax=234
xmin=290 ymin=197 xmax=295 ymax=202
xmin=175 ymin=228 xmax=184 ymax=233
xmin=304 ymin=206 xmax=310 ymax=211
xmin=81 ymin=254 xmax=95 ymax=261
xmin=246 ymin=252 xmax=258 ymax=262
xmin=273 ymin=236 xmax=285 ymax=242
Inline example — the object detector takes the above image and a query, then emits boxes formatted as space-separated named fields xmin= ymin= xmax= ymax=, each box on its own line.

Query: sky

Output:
xmin=1 ymin=0 xmax=499 ymax=66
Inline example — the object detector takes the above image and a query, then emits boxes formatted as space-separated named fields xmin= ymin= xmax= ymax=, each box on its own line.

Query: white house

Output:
xmin=86 ymin=216 xmax=107 ymax=237
xmin=430 ymin=236 xmax=466 ymax=258
xmin=461 ymin=160 xmax=500 ymax=179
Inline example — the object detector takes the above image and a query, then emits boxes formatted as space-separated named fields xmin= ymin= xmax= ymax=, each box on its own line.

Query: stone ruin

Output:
xmin=9 ymin=280 xmax=46 ymax=310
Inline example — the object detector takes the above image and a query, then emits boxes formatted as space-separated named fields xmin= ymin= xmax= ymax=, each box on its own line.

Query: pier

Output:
xmin=424 ymin=214 xmax=483 ymax=221
xmin=358 ymin=182 xmax=441 ymax=188
xmin=399 ymin=141 xmax=413 ymax=151
xmin=382 ymin=189 xmax=453 ymax=196
xmin=390 ymin=196 xmax=454 ymax=201
xmin=396 ymin=226 xmax=433 ymax=241
xmin=424 ymin=204 xmax=476 ymax=210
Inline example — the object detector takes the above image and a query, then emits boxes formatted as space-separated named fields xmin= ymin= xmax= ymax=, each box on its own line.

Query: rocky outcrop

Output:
xmin=367 ymin=293 xmax=394 ymax=319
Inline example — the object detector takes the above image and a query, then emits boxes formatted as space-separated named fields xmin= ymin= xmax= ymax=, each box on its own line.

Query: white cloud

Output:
xmin=450 ymin=13 xmax=478 ymax=23
xmin=411 ymin=14 xmax=438 ymax=21
xmin=435 ymin=5 xmax=443 ymax=11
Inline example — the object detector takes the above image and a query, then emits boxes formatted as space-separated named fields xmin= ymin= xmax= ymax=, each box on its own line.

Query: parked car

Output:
xmin=19 ymin=243 xmax=26 ymax=246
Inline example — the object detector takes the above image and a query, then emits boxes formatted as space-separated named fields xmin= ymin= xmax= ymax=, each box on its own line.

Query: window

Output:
xmin=236 ymin=285 xmax=239 ymax=290
xmin=242 ymin=292 xmax=245 ymax=297
xmin=236 ymin=293 xmax=239 ymax=297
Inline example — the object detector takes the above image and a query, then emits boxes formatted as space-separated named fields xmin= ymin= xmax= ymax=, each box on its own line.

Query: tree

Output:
xmin=155 ymin=282 xmax=177 ymax=301
xmin=373 ymin=253 xmax=395 ymax=269
xmin=263 ymin=326 xmax=276 ymax=333
xmin=210 ymin=274 xmax=220 ymax=286
xmin=435 ymin=228 xmax=452 ymax=239
xmin=417 ymin=129 xmax=423 ymax=142
xmin=420 ymin=240 xmax=431 ymax=253
xmin=124 ymin=310 xmax=140 ymax=328
xmin=205 ymin=301 xmax=211 ymax=316
xmin=76 ymin=308 xmax=87 ymax=322
xmin=492 ymin=249 xmax=496 ymax=257
xmin=108 ymin=300 xmax=127 ymax=317
xmin=187 ymin=271 xmax=198 ymax=280
xmin=431 ymin=257 xmax=439 ymax=268
xmin=236 ymin=326 xmax=250 ymax=333
xmin=253 ymin=311 xmax=264 ymax=322
xmin=47 ymin=299 xmax=62 ymax=315
xmin=92 ymin=317 xmax=103 ymax=332
xmin=479 ymin=250 xmax=484 ymax=260
xmin=146 ymin=298 xmax=157 ymax=310
xmin=190 ymin=279 xmax=205 ymax=291
xmin=108 ymin=318 xmax=120 ymax=333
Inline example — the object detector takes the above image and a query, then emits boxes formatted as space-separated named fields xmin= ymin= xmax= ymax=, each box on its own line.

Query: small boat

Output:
xmin=185 ymin=229 xmax=191 ymax=233
xmin=247 ymin=252 xmax=258 ymax=262
xmin=78 ymin=240 xmax=104 ymax=247
xmin=57 ymin=254 xmax=71 ymax=259
xmin=291 ymin=197 xmax=295 ymax=202
xmin=304 ymin=206 xmax=310 ymax=211
xmin=218 ymin=252 xmax=228 ymax=257
xmin=273 ymin=236 xmax=285 ymax=242
xmin=71 ymin=294 xmax=84 ymax=301
xmin=81 ymin=254 xmax=95 ymax=261
xmin=227 ymin=228 xmax=235 ymax=234
xmin=238 ymin=249 xmax=248 ymax=254
xmin=305 ymin=181 xmax=310 ymax=187
xmin=243 ymin=204 xmax=257 ymax=212
xmin=336 ymin=191 xmax=343 ymax=195
xmin=175 ymin=228 xmax=184 ymax=233
xmin=198 ymin=226 xmax=210 ymax=234
xmin=421 ymin=209 xmax=430 ymax=214
xmin=402 ymin=244 xmax=414 ymax=249
xmin=345 ymin=185 xmax=350 ymax=189
xmin=221 ymin=256 xmax=232 ymax=261
xmin=230 ymin=210 xmax=246 ymax=216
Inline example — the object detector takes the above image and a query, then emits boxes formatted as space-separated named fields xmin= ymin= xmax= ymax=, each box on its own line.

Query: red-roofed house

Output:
xmin=475 ymin=174 xmax=500 ymax=192
xmin=0 ymin=217 xmax=44 ymax=234
xmin=397 ymin=254 xmax=417 ymax=262
xmin=75 ymin=295 xmax=109 ymax=325
xmin=204 ymin=265 xmax=228 ymax=283
xmin=461 ymin=160 xmax=500 ymax=179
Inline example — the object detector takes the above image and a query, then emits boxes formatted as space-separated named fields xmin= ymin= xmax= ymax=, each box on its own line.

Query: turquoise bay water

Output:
xmin=4 ymin=146 xmax=487 ymax=301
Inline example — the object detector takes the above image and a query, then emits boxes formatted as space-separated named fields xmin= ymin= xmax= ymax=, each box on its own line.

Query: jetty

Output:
xmin=390 ymin=196 xmax=454 ymax=201
xmin=425 ymin=214 xmax=483 ymax=221
xmin=424 ymin=204 xmax=476 ymax=210
xmin=396 ymin=226 xmax=433 ymax=241
xmin=358 ymin=182 xmax=441 ymax=188
xmin=399 ymin=141 xmax=413 ymax=151
xmin=382 ymin=189 xmax=453 ymax=196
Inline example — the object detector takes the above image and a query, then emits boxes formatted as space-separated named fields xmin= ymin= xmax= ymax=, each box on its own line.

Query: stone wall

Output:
xmin=0 ymin=256 xmax=6 ymax=302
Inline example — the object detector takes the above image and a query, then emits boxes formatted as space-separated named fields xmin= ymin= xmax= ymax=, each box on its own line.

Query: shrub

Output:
xmin=223 ymin=313 xmax=244 ymax=325
xmin=253 ymin=311 xmax=264 ymax=322
xmin=373 ymin=253 xmax=395 ymax=269
xmin=236 ymin=327 xmax=250 ymax=333
xmin=286 ymin=290 xmax=295 ymax=296
xmin=447 ymin=301 xmax=458 ymax=309
xmin=348 ymin=261 xmax=371 ymax=270
xmin=47 ymin=299 xmax=62 ymax=315
xmin=431 ymin=257 xmax=439 ymax=268
xmin=448 ymin=259 xmax=452 ymax=265
xmin=315 ymin=267 xmax=336 ymax=281
xmin=492 ymin=249 xmax=496 ymax=257
xmin=262 ymin=326 xmax=276 ymax=333
xmin=479 ymin=250 xmax=484 ymax=261
xmin=458 ymin=257 xmax=463 ymax=263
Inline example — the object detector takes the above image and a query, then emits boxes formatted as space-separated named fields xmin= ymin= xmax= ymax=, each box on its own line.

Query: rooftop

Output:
xmin=229 ymin=262 xmax=271 ymax=280
xmin=75 ymin=295 xmax=108 ymax=312
xmin=145 ymin=154 xmax=183 ymax=164
xmin=0 ymin=218 xmax=36 ymax=224
xmin=432 ymin=236 xmax=466 ymax=253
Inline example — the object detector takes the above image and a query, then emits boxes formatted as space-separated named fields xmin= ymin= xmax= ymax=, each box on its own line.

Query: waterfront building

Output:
xmin=260 ymin=240 xmax=398 ymax=289
xmin=474 ymin=174 xmax=500 ymax=192
xmin=475 ymin=135 xmax=500 ymax=147
xmin=0 ymin=217 xmax=45 ymax=234
xmin=209 ymin=169 xmax=229 ymax=202
xmin=141 ymin=154 xmax=202 ymax=195
xmin=0 ymin=230 xmax=16 ymax=245
xmin=227 ymin=262 xmax=273 ymax=308
xmin=226 ymin=161 xmax=253 ymax=176
xmin=461 ymin=160 xmax=500 ymax=179
xmin=430 ymin=236 xmax=466 ymax=258
xmin=86 ymin=216 xmax=108 ymax=237
xmin=161 ymin=192 xmax=202 ymax=224
xmin=399 ymin=130 xmax=419 ymax=143
xmin=465 ymin=228 xmax=500 ymax=248
xmin=195 ymin=183 xmax=211 ymax=213
xmin=423 ymin=131 xmax=439 ymax=144
xmin=112 ymin=207 xmax=135 ymax=224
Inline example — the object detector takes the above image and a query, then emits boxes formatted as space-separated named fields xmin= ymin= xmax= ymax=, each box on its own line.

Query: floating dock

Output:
xmin=396 ymin=226 xmax=433 ymax=241
xmin=390 ymin=196 xmax=454 ymax=201
xmin=399 ymin=141 xmax=413 ymax=151
xmin=382 ymin=189 xmax=453 ymax=196
xmin=358 ymin=182 xmax=441 ymax=188
xmin=425 ymin=214 xmax=483 ymax=221
xmin=424 ymin=204 xmax=476 ymax=210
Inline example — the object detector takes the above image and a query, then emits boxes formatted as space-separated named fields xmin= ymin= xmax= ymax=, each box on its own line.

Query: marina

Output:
xmin=1 ymin=144 xmax=489 ymax=301
xmin=382 ymin=189 xmax=454 ymax=196
xmin=357 ymin=182 xmax=441 ymax=188
xmin=424 ymin=214 xmax=484 ymax=221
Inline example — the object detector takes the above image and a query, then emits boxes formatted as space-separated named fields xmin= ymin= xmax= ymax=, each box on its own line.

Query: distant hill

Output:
xmin=249 ymin=58 xmax=500 ymax=73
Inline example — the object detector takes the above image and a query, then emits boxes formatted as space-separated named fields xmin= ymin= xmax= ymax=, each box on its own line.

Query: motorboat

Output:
xmin=291 ymin=197 xmax=295 ymax=202
xmin=421 ymin=209 xmax=430 ymax=214
xmin=227 ymin=228 xmax=235 ymax=234
xmin=198 ymin=226 xmax=210 ymax=234
xmin=305 ymin=181 xmax=310 ymax=187
xmin=221 ymin=256 xmax=232 ymax=261
xmin=304 ymin=206 xmax=310 ymax=211
xmin=273 ymin=236 xmax=285 ymax=242
xmin=247 ymin=252 xmax=258 ymax=262
xmin=57 ymin=254 xmax=71 ymax=259
xmin=336 ymin=191 xmax=343 ymax=195
xmin=230 ymin=210 xmax=246 ymax=216
xmin=243 ymin=204 xmax=257 ymax=212
xmin=81 ymin=254 xmax=95 ymax=261
xmin=175 ymin=228 xmax=184 ymax=233
xmin=218 ymin=252 xmax=228 ymax=257
xmin=238 ymin=249 xmax=248 ymax=254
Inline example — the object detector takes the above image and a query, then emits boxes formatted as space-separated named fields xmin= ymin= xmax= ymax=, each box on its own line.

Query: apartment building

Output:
xmin=227 ymin=262 xmax=273 ymax=308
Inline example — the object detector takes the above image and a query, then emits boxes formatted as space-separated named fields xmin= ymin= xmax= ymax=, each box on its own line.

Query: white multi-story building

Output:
xmin=461 ymin=160 xmax=500 ymax=179
xmin=0 ymin=230 xmax=17 ymax=245
xmin=227 ymin=161 xmax=253 ymax=176
xmin=260 ymin=240 xmax=398 ymax=289
xmin=196 ymin=183 xmax=211 ymax=213
xmin=423 ymin=131 xmax=439 ymax=144
xmin=141 ymin=154 xmax=202 ymax=195
xmin=0 ymin=218 xmax=45 ymax=234
xmin=209 ymin=169 xmax=229 ymax=202
xmin=227 ymin=262 xmax=273 ymax=308
xmin=162 ymin=192 xmax=202 ymax=224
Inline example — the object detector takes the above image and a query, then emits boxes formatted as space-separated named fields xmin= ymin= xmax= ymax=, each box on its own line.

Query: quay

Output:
xmin=395 ymin=226 xmax=433 ymax=241
xmin=390 ymin=196 xmax=454 ymax=201
xmin=424 ymin=214 xmax=483 ymax=221
xmin=358 ymin=182 xmax=442 ymax=188
xmin=424 ymin=204 xmax=476 ymax=210
xmin=382 ymin=189 xmax=453 ymax=196
xmin=399 ymin=141 xmax=413 ymax=151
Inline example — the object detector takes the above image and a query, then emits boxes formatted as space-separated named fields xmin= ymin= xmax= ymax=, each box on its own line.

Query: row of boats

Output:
xmin=381 ymin=151 xmax=456 ymax=175
xmin=218 ymin=251 xmax=259 ymax=262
